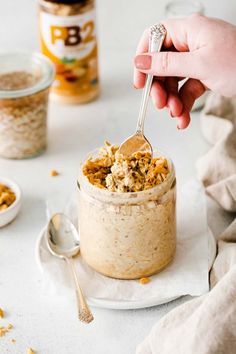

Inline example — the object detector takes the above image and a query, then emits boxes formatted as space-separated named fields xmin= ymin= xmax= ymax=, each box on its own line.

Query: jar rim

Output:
xmin=0 ymin=52 xmax=55 ymax=99
xmin=77 ymin=148 xmax=176 ymax=203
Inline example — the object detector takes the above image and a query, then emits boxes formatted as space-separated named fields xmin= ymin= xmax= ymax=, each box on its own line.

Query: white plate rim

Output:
xmin=35 ymin=226 xmax=216 ymax=310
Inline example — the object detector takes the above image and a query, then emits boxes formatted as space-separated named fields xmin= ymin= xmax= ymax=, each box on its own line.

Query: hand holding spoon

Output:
xmin=46 ymin=213 xmax=94 ymax=324
xmin=117 ymin=24 xmax=166 ymax=157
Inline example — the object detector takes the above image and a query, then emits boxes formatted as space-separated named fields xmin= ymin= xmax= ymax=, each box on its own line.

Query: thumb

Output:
xmin=134 ymin=52 xmax=200 ymax=79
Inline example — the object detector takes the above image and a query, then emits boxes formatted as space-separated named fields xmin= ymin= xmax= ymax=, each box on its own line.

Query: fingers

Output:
xmin=179 ymin=78 xmax=206 ymax=112
xmin=134 ymin=51 xmax=200 ymax=79
xmin=161 ymin=17 xmax=192 ymax=52
xmin=133 ymin=16 xmax=191 ymax=88
xmin=176 ymin=78 xmax=206 ymax=129
xmin=133 ymin=16 xmax=206 ymax=130
xmin=165 ymin=77 xmax=183 ymax=117
xmin=134 ymin=71 xmax=146 ymax=89
xmin=134 ymin=29 xmax=149 ymax=88
xmin=150 ymin=80 xmax=167 ymax=109
xmin=177 ymin=111 xmax=191 ymax=130
xmin=133 ymin=15 xmax=202 ymax=86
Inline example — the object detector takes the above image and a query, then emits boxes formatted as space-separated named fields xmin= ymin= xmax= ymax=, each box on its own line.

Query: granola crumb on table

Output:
xmin=83 ymin=141 xmax=170 ymax=192
xmin=50 ymin=169 xmax=59 ymax=177
xmin=0 ymin=324 xmax=13 ymax=337
xmin=0 ymin=308 xmax=4 ymax=318
xmin=139 ymin=277 xmax=151 ymax=285
xmin=27 ymin=348 xmax=36 ymax=354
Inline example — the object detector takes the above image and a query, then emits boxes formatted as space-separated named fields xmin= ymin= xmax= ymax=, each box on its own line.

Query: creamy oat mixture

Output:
xmin=0 ymin=71 xmax=48 ymax=159
xmin=83 ymin=141 xmax=169 ymax=192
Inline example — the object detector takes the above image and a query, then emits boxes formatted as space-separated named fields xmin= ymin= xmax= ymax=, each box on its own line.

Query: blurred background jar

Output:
xmin=165 ymin=0 xmax=208 ymax=111
xmin=39 ymin=0 xmax=100 ymax=104
xmin=165 ymin=0 xmax=204 ymax=18
xmin=0 ymin=52 xmax=54 ymax=159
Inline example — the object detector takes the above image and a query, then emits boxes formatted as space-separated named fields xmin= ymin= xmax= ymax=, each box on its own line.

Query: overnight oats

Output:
xmin=0 ymin=53 xmax=54 ymax=159
xmin=78 ymin=142 xmax=176 ymax=279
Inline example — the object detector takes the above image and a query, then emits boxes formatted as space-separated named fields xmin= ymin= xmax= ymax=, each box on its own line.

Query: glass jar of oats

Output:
xmin=78 ymin=146 xmax=176 ymax=280
xmin=0 ymin=52 xmax=54 ymax=159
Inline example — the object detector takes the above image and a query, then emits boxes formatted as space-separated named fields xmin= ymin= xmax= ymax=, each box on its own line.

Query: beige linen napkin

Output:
xmin=137 ymin=93 xmax=236 ymax=354
xmin=197 ymin=94 xmax=236 ymax=212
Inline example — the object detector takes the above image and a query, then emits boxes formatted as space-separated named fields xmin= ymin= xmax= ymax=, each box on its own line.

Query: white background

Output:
xmin=0 ymin=1 xmax=235 ymax=353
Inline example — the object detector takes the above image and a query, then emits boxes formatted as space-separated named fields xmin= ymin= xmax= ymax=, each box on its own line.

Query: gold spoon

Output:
xmin=117 ymin=24 xmax=166 ymax=157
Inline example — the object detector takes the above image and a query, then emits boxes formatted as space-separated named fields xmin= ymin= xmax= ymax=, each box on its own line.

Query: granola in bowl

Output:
xmin=0 ymin=184 xmax=16 ymax=211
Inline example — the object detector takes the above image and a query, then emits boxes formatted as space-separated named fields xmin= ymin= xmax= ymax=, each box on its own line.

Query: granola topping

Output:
xmin=83 ymin=141 xmax=170 ymax=192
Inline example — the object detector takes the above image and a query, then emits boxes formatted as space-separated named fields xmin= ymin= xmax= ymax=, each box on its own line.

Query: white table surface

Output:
xmin=0 ymin=1 xmax=235 ymax=353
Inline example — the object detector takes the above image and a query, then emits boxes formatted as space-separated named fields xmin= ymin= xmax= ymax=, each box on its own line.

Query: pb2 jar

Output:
xmin=39 ymin=0 xmax=100 ymax=104
xmin=78 ymin=148 xmax=176 ymax=280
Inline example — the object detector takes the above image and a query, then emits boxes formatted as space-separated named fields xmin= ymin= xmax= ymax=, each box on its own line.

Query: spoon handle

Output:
xmin=66 ymin=257 xmax=94 ymax=324
xmin=136 ymin=24 xmax=166 ymax=134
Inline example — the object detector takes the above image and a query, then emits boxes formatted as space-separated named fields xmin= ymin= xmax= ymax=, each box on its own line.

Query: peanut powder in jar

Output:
xmin=78 ymin=144 xmax=176 ymax=280
xmin=39 ymin=0 xmax=100 ymax=104
xmin=0 ymin=53 xmax=54 ymax=159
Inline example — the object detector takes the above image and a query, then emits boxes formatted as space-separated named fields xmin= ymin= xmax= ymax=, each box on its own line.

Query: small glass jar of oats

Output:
xmin=78 ymin=143 xmax=176 ymax=280
xmin=0 ymin=52 xmax=54 ymax=159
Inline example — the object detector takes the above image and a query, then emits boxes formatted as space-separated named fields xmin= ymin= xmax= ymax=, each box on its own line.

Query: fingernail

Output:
xmin=169 ymin=109 xmax=174 ymax=118
xmin=134 ymin=55 xmax=152 ymax=70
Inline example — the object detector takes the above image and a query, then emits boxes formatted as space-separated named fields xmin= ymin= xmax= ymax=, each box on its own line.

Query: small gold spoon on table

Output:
xmin=117 ymin=24 xmax=166 ymax=157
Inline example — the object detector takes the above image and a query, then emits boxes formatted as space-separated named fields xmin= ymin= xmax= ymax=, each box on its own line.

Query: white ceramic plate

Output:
xmin=35 ymin=226 xmax=216 ymax=310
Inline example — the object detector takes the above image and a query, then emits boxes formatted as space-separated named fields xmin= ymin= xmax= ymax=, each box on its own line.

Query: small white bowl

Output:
xmin=0 ymin=177 xmax=22 ymax=227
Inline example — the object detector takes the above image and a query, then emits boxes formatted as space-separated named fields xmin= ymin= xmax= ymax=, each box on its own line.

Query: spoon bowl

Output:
xmin=46 ymin=213 xmax=80 ymax=259
xmin=117 ymin=132 xmax=152 ymax=157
